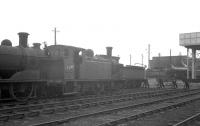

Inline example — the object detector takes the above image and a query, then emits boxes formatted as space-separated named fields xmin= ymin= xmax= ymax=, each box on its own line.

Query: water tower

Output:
xmin=179 ymin=32 xmax=200 ymax=79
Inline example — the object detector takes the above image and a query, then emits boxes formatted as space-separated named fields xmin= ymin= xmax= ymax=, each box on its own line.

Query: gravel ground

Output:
xmin=0 ymin=88 xmax=171 ymax=126
xmin=62 ymin=93 xmax=200 ymax=126
xmin=1 ymin=86 xmax=198 ymax=126
xmin=122 ymin=99 xmax=200 ymax=126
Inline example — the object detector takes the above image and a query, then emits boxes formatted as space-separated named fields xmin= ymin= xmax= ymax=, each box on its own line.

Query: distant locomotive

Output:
xmin=0 ymin=32 xmax=145 ymax=101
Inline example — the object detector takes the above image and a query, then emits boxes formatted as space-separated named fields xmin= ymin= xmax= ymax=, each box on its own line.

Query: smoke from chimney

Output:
xmin=18 ymin=32 xmax=29 ymax=48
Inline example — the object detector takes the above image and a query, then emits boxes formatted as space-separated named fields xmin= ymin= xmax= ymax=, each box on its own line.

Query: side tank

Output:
xmin=0 ymin=32 xmax=45 ymax=79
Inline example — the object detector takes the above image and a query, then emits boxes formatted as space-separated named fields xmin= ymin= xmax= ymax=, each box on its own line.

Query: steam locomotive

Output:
xmin=0 ymin=32 xmax=145 ymax=101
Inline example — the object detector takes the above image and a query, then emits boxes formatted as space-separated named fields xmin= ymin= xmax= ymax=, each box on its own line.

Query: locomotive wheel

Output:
xmin=9 ymin=83 xmax=34 ymax=101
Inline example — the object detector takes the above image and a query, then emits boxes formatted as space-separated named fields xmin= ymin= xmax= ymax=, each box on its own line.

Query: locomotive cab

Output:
xmin=46 ymin=45 xmax=84 ymax=80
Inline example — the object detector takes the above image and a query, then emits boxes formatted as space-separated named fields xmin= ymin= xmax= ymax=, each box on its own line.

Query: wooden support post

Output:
xmin=192 ymin=49 xmax=196 ymax=79
xmin=187 ymin=48 xmax=190 ymax=79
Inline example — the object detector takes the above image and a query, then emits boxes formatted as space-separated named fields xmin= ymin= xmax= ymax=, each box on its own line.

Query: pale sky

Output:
xmin=0 ymin=0 xmax=200 ymax=66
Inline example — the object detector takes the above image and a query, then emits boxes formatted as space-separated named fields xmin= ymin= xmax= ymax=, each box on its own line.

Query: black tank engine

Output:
xmin=0 ymin=32 xmax=145 ymax=101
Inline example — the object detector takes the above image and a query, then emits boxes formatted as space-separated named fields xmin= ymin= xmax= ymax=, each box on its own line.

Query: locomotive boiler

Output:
xmin=0 ymin=32 xmax=145 ymax=101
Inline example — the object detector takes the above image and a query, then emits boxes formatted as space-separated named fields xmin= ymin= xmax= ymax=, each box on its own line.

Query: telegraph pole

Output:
xmin=148 ymin=44 xmax=150 ymax=68
xmin=142 ymin=53 xmax=144 ymax=67
xmin=130 ymin=54 xmax=132 ymax=65
xmin=52 ymin=27 xmax=60 ymax=45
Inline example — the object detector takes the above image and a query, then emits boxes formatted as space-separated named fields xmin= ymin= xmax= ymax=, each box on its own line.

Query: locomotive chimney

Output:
xmin=106 ymin=47 xmax=113 ymax=57
xmin=33 ymin=43 xmax=41 ymax=49
xmin=18 ymin=32 xmax=29 ymax=48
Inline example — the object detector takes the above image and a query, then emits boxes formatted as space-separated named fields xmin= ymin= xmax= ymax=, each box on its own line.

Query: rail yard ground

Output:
xmin=0 ymin=88 xmax=173 ymax=125
xmin=1 ymin=81 xmax=200 ymax=126
xmin=119 ymin=95 xmax=200 ymax=126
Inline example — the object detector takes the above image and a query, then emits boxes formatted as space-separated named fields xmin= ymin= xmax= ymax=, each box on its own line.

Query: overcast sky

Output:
xmin=0 ymin=0 xmax=200 ymax=66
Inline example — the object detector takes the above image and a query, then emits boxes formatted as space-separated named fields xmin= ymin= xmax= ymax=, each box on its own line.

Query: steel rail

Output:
xmin=29 ymin=89 xmax=200 ymax=126
xmin=173 ymin=112 xmax=200 ymax=126
xmin=0 ymin=89 xmax=183 ymax=121
xmin=0 ymin=89 xmax=179 ymax=113
xmin=97 ymin=95 xmax=200 ymax=126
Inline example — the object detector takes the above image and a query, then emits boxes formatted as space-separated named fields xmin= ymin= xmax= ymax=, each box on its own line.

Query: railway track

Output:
xmin=0 ymin=89 xmax=182 ymax=122
xmin=0 ymin=88 xmax=159 ymax=108
xmin=0 ymin=89 xmax=199 ymax=126
xmin=173 ymin=112 xmax=200 ymax=126
xmin=29 ymin=89 xmax=200 ymax=126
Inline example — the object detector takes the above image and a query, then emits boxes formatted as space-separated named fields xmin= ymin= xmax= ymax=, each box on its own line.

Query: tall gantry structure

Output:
xmin=179 ymin=32 xmax=200 ymax=79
